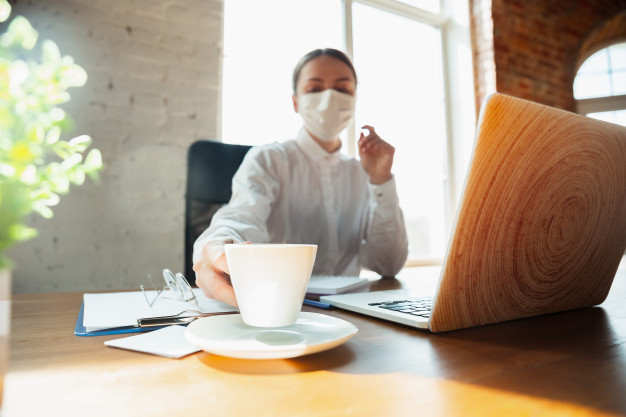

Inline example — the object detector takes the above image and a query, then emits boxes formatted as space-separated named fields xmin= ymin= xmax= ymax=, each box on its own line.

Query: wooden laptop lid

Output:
xmin=430 ymin=93 xmax=626 ymax=333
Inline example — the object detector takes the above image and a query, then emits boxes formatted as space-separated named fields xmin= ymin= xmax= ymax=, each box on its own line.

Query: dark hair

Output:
xmin=292 ymin=48 xmax=357 ymax=93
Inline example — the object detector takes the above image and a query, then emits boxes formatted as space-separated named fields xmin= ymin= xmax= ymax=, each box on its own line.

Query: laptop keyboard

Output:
xmin=368 ymin=297 xmax=433 ymax=318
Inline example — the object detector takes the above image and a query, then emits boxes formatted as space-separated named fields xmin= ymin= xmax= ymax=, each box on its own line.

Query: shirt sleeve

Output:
xmin=358 ymin=176 xmax=409 ymax=277
xmin=192 ymin=146 xmax=283 ymax=264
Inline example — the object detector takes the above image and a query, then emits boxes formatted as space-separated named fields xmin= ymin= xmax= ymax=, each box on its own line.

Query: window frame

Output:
xmin=577 ymin=94 xmax=626 ymax=115
xmin=343 ymin=0 xmax=472 ymax=265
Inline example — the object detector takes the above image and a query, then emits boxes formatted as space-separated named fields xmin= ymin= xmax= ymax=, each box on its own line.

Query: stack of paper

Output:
xmin=306 ymin=275 xmax=370 ymax=295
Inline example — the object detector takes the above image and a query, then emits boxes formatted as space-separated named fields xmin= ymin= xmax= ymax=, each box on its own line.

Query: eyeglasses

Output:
xmin=140 ymin=269 xmax=197 ymax=308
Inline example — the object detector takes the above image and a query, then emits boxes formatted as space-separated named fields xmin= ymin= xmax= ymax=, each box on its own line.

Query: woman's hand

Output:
xmin=193 ymin=241 xmax=238 ymax=306
xmin=358 ymin=125 xmax=395 ymax=185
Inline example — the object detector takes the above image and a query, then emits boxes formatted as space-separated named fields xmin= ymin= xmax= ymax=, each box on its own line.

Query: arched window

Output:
xmin=574 ymin=42 xmax=626 ymax=126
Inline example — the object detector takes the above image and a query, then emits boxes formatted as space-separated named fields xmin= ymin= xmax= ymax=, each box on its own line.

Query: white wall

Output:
xmin=4 ymin=0 xmax=223 ymax=293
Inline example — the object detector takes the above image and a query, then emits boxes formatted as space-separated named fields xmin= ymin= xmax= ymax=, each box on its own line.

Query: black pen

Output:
xmin=303 ymin=298 xmax=333 ymax=310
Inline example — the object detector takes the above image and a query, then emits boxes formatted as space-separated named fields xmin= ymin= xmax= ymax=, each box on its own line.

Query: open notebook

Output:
xmin=322 ymin=93 xmax=626 ymax=332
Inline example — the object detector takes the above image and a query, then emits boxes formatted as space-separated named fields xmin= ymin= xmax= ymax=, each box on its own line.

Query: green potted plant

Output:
xmin=0 ymin=0 xmax=102 ymax=407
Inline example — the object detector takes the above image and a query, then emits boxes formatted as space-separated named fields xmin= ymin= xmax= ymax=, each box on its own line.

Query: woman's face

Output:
xmin=293 ymin=55 xmax=356 ymax=112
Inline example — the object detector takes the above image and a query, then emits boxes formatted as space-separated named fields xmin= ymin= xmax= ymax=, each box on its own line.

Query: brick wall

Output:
xmin=470 ymin=0 xmax=626 ymax=113
xmin=3 ymin=0 xmax=223 ymax=293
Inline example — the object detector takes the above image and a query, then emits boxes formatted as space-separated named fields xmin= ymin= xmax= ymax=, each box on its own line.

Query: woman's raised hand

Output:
xmin=358 ymin=125 xmax=395 ymax=185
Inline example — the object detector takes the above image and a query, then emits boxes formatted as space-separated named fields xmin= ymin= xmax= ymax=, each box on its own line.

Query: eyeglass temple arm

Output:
xmin=137 ymin=311 xmax=238 ymax=327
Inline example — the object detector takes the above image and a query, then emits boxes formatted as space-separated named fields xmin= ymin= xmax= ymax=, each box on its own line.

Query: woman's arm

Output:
xmin=192 ymin=145 xmax=284 ymax=304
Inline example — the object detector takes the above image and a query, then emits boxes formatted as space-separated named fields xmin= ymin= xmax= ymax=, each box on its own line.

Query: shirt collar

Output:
xmin=295 ymin=128 xmax=343 ymax=162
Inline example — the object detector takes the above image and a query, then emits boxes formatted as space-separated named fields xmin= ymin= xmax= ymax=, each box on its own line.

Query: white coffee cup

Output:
xmin=224 ymin=243 xmax=318 ymax=327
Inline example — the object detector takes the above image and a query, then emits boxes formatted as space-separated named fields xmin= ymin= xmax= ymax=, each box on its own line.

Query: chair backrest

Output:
xmin=184 ymin=140 xmax=252 ymax=285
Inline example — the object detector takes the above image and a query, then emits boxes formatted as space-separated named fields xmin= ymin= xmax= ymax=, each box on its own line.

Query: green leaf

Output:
xmin=7 ymin=16 xmax=38 ymax=50
xmin=68 ymin=134 xmax=92 ymax=152
xmin=45 ymin=125 xmax=61 ymax=144
xmin=59 ymin=153 xmax=82 ymax=172
xmin=86 ymin=168 xmax=100 ymax=182
xmin=49 ymin=173 xmax=70 ymax=193
xmin=19 ymin=164 xmax=37 ymax=184
xmin=51 ymin=142 xmax=72 ymax=160
xmin=25 ymin=124 xmax=45 ymax=144
xmin=41 ymin=39 xmax=61 ymax=63
xmin=69 ymin=165 xmax=85 ymax=185
xmin=46 ymin=192 xmax=60 ymax=206
xmin=49 ymin=108 xmax=65 ymax=122
xmin=62 ymin=63 xmax=87 ymax=87
xmin=30 ymin=188 xmax=59 ymax=206
xmin=9 ymin=223 xmax=38 ymax=241
xmin=31 ymin=201 xmax=54 ymax=219
xmin=84 ymin=148 xmax=103 ymax=172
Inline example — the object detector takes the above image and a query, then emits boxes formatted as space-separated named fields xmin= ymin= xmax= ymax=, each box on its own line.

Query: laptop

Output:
xmin=321 ymin=93 xmax=626 ymax=332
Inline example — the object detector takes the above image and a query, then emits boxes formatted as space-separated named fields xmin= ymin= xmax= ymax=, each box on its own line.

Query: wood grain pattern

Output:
xmin=3 ymin=265 xmax=626 ymax=416
xmin=430 ymin=93 xmax=626 ymax=333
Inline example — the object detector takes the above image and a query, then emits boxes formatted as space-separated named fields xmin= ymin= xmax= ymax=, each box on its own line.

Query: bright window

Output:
xmin=586 ymin=109 xmax=626 ymax=125
xmin=222 ymin=0 xmax=344 ymax=145
xmin=575 ymin=42 xmax=626 ymax=127
xmin=222 ymin=0 xmax=475 ymax=264
xmin=351 ymin=3 xmax=447 ymax=260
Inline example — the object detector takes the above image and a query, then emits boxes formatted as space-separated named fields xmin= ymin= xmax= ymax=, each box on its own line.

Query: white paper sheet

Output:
xmin=83 ymin=288 xmax=237 ymax=330
xmin=104 ymin=325 xmax=200 ymax=358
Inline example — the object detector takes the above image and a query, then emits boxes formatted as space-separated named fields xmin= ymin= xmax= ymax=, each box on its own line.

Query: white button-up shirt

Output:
xmin=194 ymin=128 xmax=409 ymax=277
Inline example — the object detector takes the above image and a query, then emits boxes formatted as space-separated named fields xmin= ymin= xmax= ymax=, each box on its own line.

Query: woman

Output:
xmin=193 ymin=48 xmax=409 ymax=306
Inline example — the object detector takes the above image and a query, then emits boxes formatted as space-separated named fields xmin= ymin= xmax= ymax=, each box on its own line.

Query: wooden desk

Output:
xmin=4 ymin=265 xmax=626 ymax=417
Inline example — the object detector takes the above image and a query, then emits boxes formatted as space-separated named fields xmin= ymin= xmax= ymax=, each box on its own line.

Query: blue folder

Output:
xmin=74 ymin=301 xmax=167 ymax=337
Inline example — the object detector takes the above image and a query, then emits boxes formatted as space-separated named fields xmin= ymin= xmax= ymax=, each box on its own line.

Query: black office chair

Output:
xmin=184 ymin=140 xmax=252 ymax=286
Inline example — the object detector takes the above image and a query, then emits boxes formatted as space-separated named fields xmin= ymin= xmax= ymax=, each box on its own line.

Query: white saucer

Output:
xmin=185 ymin=312 xmax=358 ymax=359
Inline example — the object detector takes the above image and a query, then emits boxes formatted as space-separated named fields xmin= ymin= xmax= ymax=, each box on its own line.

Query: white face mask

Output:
xmin=297 ymin=89 xmax=356 ymax=142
